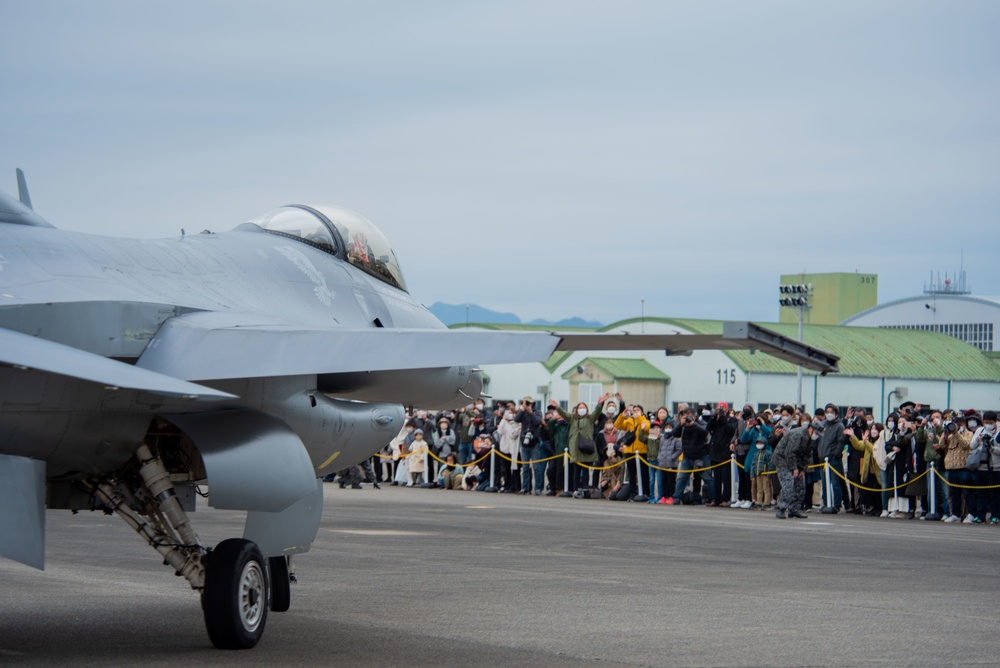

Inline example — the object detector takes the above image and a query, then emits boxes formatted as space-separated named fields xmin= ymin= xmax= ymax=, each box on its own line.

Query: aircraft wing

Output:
xmin=0 ymin=327 xmax=236 ymax=400
xmin=136 ymin=313 xmax=838 ymax=380
xmin=135 ymin=312 xmax=562 ymax=380
xmin=554 ymin=322 xmax=840 ymax=374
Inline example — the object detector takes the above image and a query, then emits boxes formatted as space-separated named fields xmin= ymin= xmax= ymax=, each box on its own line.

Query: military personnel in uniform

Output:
xmin=772 ymin=423 xmax=817 ymax=519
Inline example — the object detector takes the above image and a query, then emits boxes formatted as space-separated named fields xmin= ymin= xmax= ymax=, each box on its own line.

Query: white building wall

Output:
xmin=948 ymin=381 xmax=1000 ymax=413
xmin=843 ymin=295 xmax=1000 ymax=351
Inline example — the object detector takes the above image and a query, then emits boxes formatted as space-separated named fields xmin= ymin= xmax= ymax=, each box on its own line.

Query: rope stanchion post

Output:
xmin=485 ymin=447 xmax=499 ymax=493
xmin=633 ymin=455 xmax=648 ymax=502
xmin=924 ymin=461 xmax=942 ymax=521
xmin=558 ymin=450 xmax=572 ymax=497
xmin=820 ymin=457 xmax=837 ymax=514
xmin=729 ymin=454 xmax=739 ymax=506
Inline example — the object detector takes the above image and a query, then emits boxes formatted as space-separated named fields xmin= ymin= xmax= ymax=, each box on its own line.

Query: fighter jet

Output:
xmin=0 ymin=169 xmax=838 ymax=649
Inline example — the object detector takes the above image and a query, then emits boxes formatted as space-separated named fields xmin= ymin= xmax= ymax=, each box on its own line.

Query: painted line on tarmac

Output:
xmin=328 ymin=529 xmax=435 ymax=536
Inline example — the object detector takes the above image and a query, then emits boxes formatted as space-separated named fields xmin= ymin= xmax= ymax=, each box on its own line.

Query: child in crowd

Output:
xmin=744 ymin=432 xmax=773 ymax=509
xmin=437 ymin=453 xmax=465 ymax=489
xmin=646 ymin=421 xmax=664 ymax=503
xmin=600 ymin=443 xmax=625 ymax=499
xmin=657 ymin=420 xmax=682 ymax=503
xmin=408 ymin=431 xmax=428 ymax=486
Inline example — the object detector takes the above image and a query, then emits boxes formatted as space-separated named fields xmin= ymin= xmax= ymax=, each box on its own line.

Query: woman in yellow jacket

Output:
xmin=614 ymin=400 xmax=650 ymax=500
xmin=846 ymin=425 xmax=884 ymax=516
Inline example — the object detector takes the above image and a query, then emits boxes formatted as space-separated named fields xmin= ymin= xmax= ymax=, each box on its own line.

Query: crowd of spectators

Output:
xmin=335 ymin=395 xmax=1000 ymax=524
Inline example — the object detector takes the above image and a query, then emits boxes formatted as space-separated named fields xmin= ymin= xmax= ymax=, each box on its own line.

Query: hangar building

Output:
xmin=462 ymin=318 xmax=1000 ymax=421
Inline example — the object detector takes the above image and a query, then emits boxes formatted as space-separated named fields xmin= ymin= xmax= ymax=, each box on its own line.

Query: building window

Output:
xmin=578 ymin=383 xmax=604 ymax=410
xmin=880 ymin=322 xmax=993 ymax=352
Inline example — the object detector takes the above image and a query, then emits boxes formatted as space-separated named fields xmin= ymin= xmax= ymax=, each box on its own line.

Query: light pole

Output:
xmin=778 ymin=283 xmax=813 ymax=409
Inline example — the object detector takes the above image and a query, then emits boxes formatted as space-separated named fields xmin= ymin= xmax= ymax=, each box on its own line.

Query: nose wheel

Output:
xmin=202 ymin=539 xmax=269 ymax=649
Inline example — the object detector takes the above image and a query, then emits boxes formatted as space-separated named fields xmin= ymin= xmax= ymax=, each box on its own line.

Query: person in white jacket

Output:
xmin=968 ymin=411 xmax=998 ymax=524
xmin=407 ymin=431 xmax=428 ymax=486
xmin=496 ymin=406 xmax=522 ymax=492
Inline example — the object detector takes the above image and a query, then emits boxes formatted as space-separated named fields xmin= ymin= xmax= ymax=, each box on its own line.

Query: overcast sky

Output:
xmin=3 ymin=1 xmax=997 ymax=324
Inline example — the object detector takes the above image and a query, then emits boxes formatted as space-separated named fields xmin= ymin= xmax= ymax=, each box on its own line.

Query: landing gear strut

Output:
xmin=89 ymin=442 xmax=287 ymax=649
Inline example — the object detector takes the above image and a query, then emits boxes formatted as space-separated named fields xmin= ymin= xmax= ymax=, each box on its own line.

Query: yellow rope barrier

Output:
xmin=376 ymin=448 xmax=492 ymax=468
xmin=492 ymin=449 xmax=566 ymax=466
xmin=827 ymin=464 xmax=927 ymax=493
xmin=637 ymin=455 xmax=729 ymax=474
xmin=576 ymin=457 xmax=631 ymax=471
xmin=369 ymin=447 xmax=1000 ymax=492
xmin=932 ymin=466 xmax=1000 ymax=490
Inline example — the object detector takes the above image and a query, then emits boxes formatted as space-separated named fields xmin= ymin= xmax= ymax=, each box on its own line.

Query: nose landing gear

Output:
xmin=89 ymin=443 xmax=291 ymax=650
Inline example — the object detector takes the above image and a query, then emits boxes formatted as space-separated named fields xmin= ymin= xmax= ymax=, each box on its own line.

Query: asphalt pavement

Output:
xmin=1 ymin=484 xmax=997 ymax=667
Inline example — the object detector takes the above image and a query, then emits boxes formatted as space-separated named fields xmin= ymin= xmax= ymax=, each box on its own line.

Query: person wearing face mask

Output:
xmin=844 ymin=407 xmax=869 ymax=513
xmin=407 ymin=431 xmax=428 ymax=486
xmin=772 ymin=422 xmax=817 ymax=518
xmin=455 ymin=403 xmax=483 ymax=465
xmin=729 ymin=405 xmax=757 ymax=508
xmin=644 ymin=422 xmax=664 ymax=503
xmin=707 ymin=402 xmax=738 ymax=506
xmin=744 ymin=428 xmax=773 ymax=509
xmin=918 ymin=410 xmax=947 ymax=518
xmin=846 ymin=424 xmax=884 ymax=516
xmin=544 ymin=408 xmax=570 ymax=495
xmin=515 ymin=397 xmax=544 ymax=495
xmin=939 ymin=414 xmax=974 ymax=523
xmin=739 ymin=413 xmax=773 ymax=509
xmin=966 ymin=410 xmax=995 ymax=524
xmin=495 ymin=403 xmax=522 ymax=493
xmin=884 ymin=414 xmax=918 ymax=518
xmin=549 ymin=393 xmax=610 ymax=495
xmin=983 ymin=411 xmax=1000 ymax=525
xmin=815 ymin=404 xmax=849 ymax=513
xmin=433 ymin=418 xmax=456 ymax=462
xmin=657 ymin=420 xmax=682 ymax=503
xmin=666 ymin=409 xmax=713 ymax=505
xmin=614 ymin=402 xmax=651 ymax=501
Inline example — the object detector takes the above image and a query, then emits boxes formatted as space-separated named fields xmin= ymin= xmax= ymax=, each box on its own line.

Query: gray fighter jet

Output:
xmin=0 ymin=169 xmax=838 ymax=649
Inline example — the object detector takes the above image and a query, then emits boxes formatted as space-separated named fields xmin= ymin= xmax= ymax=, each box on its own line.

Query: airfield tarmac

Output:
xmin=1 ymin=485 xmax=997 ymax=667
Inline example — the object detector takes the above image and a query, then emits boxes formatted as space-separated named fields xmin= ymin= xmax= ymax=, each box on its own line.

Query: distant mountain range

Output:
xmin=428 ymin=302 xmax=603 ymax=329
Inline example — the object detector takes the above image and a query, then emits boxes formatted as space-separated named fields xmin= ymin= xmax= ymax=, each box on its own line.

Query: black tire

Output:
xmin=269 ymin=556 xmax=291 ymax=613
xmin=202 ymin=539 xmax=268 ymax=649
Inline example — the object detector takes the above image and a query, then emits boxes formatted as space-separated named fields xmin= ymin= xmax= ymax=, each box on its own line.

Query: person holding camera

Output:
xmin=544 ymin=408 xmax=570 ymax=495
xmin=739 ymin=412 xmax=773 ymax=508
xmin=515 ymin=397 xmax=544 ymax=495
xmin=665 ymin=408 xmax=714 ymax=505
xmin=816 ymin=404 xmax=849 ymax=513
xmin=883 ymin=413 xmax=916 ymax=518
xmin=938 ymin=413 xmax=973 ymax=522
xmin=614 ymin=400 xmax=651 ymax=500
xmin=707 ymin=402 xmax=738 ymax=506
xmin=455 ymin=403 xmax=482 ymax=465
xmin=966 ymin=410 xmax=996 ymax=524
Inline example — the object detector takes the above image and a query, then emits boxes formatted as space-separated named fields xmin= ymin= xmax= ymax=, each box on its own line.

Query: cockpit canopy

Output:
xmin=246 ymin=204 xmax=407 ymax=292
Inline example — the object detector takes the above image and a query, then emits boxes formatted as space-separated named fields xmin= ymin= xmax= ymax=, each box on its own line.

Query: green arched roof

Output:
xmin=605 ymin=318 xmax=1000 ymax=380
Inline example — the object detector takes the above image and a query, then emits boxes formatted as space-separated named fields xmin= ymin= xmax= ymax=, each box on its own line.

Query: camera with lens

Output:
xmin=944 ymin=421 xmax=958 ymax=434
